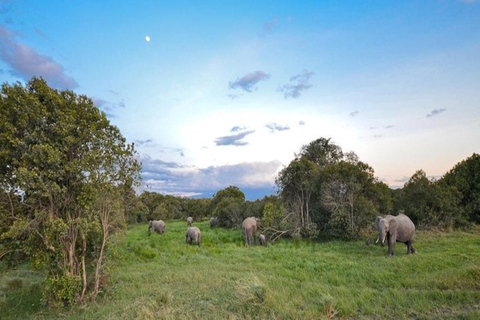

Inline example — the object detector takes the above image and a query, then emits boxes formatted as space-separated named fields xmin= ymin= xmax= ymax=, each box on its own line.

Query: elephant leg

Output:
xmin=387 ymin=233 xmax=395 ymax=256
xmin=388 ymin=246 xmax=394 ymax=256
xmin=407 ymin=240 xmax=416 ymax=254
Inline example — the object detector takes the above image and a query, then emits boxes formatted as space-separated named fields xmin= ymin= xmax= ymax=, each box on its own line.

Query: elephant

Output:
xmin=258 ymin=234 xmax=266 ymax=246
xmin=376 ymin=214 xmax=416 ymax=256
xmin=242 ymin=217 xmax=258 ymax=246
xmin=187 ymin=216 xmax=193 ymax=227
xmin=148 ymin=220 xmax=165 ymax=235
xmin=186 ymin=226 xmax=201 ymax=246
xmin=209 ymin=217 xmax=218 ymax=228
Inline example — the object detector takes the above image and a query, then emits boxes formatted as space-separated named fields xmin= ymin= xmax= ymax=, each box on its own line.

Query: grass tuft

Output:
xmin=235 ymin=274 xmax=268 ymax=305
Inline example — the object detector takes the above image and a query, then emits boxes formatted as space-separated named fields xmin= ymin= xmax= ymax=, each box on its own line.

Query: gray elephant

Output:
xmin=242 ymin=217 xmax=258 ymax=246
xmin=187 ymin=216 xmax=193 ymax=227
xmin=186 ymin=226 xmax=201 ymax=246
xmin=148 ymin=220 xmax=165 ymax=235
xmin=209 ymin=217 xmax=218 ymax=228
xmin=258 ymin=234 xmax=266 ymax=246
xmin=210 ymin=217 xmax=218 ymax=228
xmin=376 ymin=214 xmax=416 ymax=256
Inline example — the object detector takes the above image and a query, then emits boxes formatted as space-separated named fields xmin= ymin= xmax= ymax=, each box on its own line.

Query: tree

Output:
xmin=300 ymin=137 xmax=343 ymax=168
xmin=276 ymin=137 xmax=392 ymax=240
xmin=210 ymin=186 xmax=245 ymax=227
xmin=322 ymin=160 xmax=381 ymax=239
xmin=276 ymin=157 xmax=320 ymax=237
xmin=441 ymin=153 xmax=480 ymax=223
xmin=0 ymin=78 xmax=141 ymax=304
xmin=393 ymin=169 xmax=466 ymax=229
xmin=397 ymin=170 xmax=438 ymax=226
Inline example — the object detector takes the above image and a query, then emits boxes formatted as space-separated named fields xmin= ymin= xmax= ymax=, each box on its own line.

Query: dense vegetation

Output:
xmin=0 ymin=78 xmax=141 ymax=304
xmin=1 ymin=220 xmax=479 ymax=319
xmin=1 ymin=78 xmax=479 ymax=315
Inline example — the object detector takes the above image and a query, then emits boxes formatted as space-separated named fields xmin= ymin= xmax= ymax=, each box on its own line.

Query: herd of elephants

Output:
xmin=148 ymin=214 xmax=416 ymax=256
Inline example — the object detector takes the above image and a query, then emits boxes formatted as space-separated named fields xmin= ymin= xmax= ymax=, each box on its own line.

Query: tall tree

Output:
xmin=210 ymin=186 xmax=245 ymax=227
xmin=441 ymin=153 xmax=480 ymax=223
xmin=276 ymin=137 xmax=392 ymax=239
xmin=0 ymin=78 xmax=141 ymax=304
xmin=276 ymin=157 xmax=320 ymax=237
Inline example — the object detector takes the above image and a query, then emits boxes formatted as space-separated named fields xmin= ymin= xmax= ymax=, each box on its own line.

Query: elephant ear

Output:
xmin=375 ymin=216 xmax=382 ymax=230
xmin=388 ymin=217 xmax=399 ymax=233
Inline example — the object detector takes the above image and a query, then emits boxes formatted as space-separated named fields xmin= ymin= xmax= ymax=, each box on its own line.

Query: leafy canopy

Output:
xmin=0 ymin=77 xmax=141 ymax=304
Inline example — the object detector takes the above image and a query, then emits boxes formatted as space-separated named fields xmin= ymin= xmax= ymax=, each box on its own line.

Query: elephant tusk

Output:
xmin=375 ymin=237 xmax=379 ymax=244
xmin=382 ymin=236 xmax=386 ymax=244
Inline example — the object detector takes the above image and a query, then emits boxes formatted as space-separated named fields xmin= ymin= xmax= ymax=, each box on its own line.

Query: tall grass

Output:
xmin=1 ymin=220 xmax=479 ymax=319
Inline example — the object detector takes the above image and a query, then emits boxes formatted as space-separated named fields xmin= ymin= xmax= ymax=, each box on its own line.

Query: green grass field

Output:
xmin=1 ymin=220 xmax=480 ymax=319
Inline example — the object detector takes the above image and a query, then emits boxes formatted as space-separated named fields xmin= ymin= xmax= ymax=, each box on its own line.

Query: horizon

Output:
xmin=1 ymin=1 xmax=479 ymax=200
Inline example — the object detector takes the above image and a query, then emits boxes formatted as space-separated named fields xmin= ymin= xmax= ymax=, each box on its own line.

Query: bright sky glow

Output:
xmin=1 ymin=1 xmax=479 ymax=199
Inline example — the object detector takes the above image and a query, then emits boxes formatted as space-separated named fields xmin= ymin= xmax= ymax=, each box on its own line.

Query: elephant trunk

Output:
xmin=379 ymin=229 xmax=386 ymax=246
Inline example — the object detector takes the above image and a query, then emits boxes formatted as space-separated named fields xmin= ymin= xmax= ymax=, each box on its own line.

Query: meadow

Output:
xmin=1 ymin=220 xmax=479 ymax=319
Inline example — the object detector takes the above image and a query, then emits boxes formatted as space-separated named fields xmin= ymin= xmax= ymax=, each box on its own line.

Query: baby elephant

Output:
xmin=258 ymin=234 xmax=266 ymax=246
xmin=148 ymin=220 xmax=165 ymax=235
xmin=186 ymin=226 xmax=201 ymax=246
xmin=187 ymin=216 xmax=193 ymax=227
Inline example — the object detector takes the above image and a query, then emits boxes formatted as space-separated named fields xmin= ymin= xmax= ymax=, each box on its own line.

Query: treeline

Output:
xmin=392 ymin=153 xmax=480 ymax=228
xmin=269 ymin=138 xmax=480 ymax=239
xmin=127 ymin=139 xmax=479 ymax=242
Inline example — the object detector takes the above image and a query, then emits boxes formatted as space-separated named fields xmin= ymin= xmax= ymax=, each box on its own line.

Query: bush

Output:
xmin=43 ymin=274 xmax=81 ymax=307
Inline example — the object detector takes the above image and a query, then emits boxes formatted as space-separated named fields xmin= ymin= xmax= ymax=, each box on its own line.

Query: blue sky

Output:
xmin=1 ymin=1 xmax=479 ymax=199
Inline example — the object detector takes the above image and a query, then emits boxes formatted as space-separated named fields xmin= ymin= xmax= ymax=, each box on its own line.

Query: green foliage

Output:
xmin=441 ymin=153 xmax=480 ymax=223
xmin=300 ymin=137 xmax=344 ymax=168
xmin=393 ymin=169 xmax=467 ymax=229
xmin=214 ymin=197 xmax=245 ymax=228
xmin=262 ymin=202 xmax=281 ymax=228
xmin=276 ymin=137 xmax=392 ymax=240
xmin=138 ymin=191 xmax=211 ymax=223
xmin=43 ymin=274 xmax=81 ymax=307
xmin=210 ymin=185 xmax=245 ymax=210
xmin=0 ymin=77 xmax=141 ymax=304
xmin=210 ymin=186 xmax=246 ymax=228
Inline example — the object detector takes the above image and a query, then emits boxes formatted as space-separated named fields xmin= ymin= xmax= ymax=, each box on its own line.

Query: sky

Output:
xmin=1 ymin=1 xmax=479 ymax=200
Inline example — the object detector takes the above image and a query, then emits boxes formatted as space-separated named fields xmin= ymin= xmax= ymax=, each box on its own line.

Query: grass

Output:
xmin=1 ymin=220 xmax=480 ymax=319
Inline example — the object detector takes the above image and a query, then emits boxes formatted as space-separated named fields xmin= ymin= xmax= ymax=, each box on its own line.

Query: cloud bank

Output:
xmin=0 ymin=24 xmax=77 ymax=89
xmin=426 ymin=108 xmax=446 ymax=118
xmin=266 ymin=122 xmax=290 ymax=133
xmin=140 ymin=155 xmax=281 ymax=197
xmin=278 ymin=70 xmax=314 ymax=99
xmin=229 ymin=71 xmax=271 ymax=92
xmin=214 ymin=130 xmax=255 ymax=146
xmin=92 ymin=97 xmax=125 ymax=118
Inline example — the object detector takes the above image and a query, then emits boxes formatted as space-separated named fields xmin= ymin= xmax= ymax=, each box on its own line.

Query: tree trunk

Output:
xmin=92 ymin=232 xmax=106 ymax=298
xmin=80 ymin=232 xmax=87 ymax=302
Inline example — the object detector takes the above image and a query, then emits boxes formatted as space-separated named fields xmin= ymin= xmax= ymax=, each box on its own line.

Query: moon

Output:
xmin=145 ymin=36 xmax=150 ymax=42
